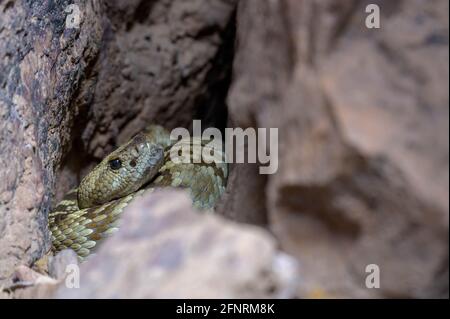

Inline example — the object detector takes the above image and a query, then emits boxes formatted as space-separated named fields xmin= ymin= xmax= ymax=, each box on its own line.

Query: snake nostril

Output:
xmin=130 ymin=159 xmax=137 ymax=167
xmin=131 ymin=146 xmax=140 ymax=158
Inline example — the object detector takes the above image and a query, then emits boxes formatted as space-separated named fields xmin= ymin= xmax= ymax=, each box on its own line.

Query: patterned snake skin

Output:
xmin=49 ymin=125 xmax=228 ymax=260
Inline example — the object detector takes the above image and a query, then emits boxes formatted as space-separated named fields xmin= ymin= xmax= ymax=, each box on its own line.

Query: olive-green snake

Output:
xmin=49 ymin=125 xmax=228 ymax=260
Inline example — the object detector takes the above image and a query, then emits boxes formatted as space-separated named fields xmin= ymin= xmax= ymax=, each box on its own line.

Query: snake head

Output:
xmin=78 ymin=132 xmax=165 ymax=209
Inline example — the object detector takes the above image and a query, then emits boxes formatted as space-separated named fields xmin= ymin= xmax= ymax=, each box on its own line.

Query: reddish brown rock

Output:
xmin=1 ymin=0 xmax=447 ymax=299
xmin=0 ymin=0 xmax=104 ymax=284
xmin=0 ymin=0 xmax=236 ymax=285
xmin=228 ymin=0 xmax=448 ymax=298
xmin=55 ymin=190 xmax=299 ymax=298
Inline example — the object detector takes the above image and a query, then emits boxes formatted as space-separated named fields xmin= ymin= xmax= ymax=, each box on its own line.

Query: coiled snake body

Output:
xmin=49 ymin=125 xmax=227 ymax=260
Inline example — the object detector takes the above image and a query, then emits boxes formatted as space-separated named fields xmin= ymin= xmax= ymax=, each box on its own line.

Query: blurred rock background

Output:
xmin=0 ymin=0 xmax=448 ymax=298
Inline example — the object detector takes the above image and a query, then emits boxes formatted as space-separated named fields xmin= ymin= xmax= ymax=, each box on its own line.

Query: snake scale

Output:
xmin=49 ymin=125 xmax=228 ymax=261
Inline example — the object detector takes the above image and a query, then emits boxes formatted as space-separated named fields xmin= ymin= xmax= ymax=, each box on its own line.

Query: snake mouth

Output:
xmin=143 ymin=149 xmax=165 ymax=181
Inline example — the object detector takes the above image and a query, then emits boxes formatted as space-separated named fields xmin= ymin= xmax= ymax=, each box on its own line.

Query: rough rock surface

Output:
xmin=0 ymin=0 xmax=236 ymax=285
xmin=228 ymin=0 xmax=448 ymax=298
xmin=55 ymin=190 xmax=299 ymax=298
xmin=0 ymin=249 xmax=78 ymax=299
xmin=1 ymin=0 xmax=448 ymax=299
xmin=0 ymin=0 xmax=104 ymax=284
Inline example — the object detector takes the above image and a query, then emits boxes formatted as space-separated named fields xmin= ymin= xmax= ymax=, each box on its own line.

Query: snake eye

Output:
xmin=109 ymin=158 xmax=122 ymax=170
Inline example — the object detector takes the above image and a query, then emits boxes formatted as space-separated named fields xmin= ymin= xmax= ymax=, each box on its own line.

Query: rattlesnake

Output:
xmin=48 ymin=125 xmax=228 ymax=260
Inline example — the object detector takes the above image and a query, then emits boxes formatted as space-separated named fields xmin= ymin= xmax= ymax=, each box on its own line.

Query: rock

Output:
xmin=55 ymin=190 xmax=299 ymax=298
xmin=49 ymin=250 xmax=79 ymax=281
xmin=0 ymin=0 xmax=104 ymax=284
xmin=227 ymin=0 xmax=448 ymax=298
xmin=0 ymin=0 xmax=236 ymax=285
xmin=0 ymin=249 xmax=78 ymax=299
xmin=217 ymin=162 xmax=268 ymax=226
xmin=0 ymin=265 xmax=59 ymax=299
xmin=1 ymin=0 xmax=447 ymax=299
xmin=12 ymin=265 xmax=58 ymax=286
